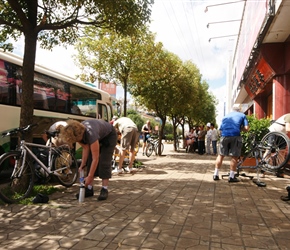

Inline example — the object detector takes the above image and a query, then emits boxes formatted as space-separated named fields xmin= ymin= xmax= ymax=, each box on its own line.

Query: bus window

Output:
xmin=33 ymin=84 xmax=49 ymax=109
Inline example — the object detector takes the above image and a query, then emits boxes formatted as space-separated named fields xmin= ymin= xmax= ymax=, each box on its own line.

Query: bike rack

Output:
xmin=221 ymin=157 xmax=267 ymax=187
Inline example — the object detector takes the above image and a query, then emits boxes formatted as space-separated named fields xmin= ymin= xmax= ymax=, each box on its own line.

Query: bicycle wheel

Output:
xmin=146 ymin=143 xmax=154 ymax=157
xmin=155 ymin=142 xmax=164 ymax=155
xmin=0 ymin=151 xmax=34 ymax=203
xmin=52 ymin=147 xmax=78 ymax=187
xmin=260 ymin=131 xmax=290 ymax=171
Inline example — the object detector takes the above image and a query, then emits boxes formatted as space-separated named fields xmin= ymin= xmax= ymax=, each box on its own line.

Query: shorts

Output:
xmin=143 ymin=133 xmax=150 ymax=143
xmin=87 ymin=128 xmax=117 ymax=179
xmin=120 ymin=127 xmax=138 ymax=151
xmin=219 ymin=136 xmax=242 ymax=157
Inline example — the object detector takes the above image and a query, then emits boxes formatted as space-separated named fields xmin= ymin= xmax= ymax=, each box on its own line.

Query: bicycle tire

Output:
xmin=0 ymin=151 xmax=34 ymax=203
xmin=155 ymin=142 xmax=164 ymax=155
xmin=260 ymin=131 xmax=290 ymax=171
xmin=52 ymin=147 xmax=78 ymax=187
xmin=146 ymin=143 xmax=154 ymax=157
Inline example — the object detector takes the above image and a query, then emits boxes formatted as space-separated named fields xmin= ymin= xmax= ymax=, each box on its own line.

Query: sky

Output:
xmin=11 ymin=0 xmax=245 ymax=126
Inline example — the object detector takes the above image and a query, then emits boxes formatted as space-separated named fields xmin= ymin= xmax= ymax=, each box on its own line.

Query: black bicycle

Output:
xmin=222 ymin=131 xmax=290 ymax=186
xmin=0 ymin=124 xmax=78 ymax=203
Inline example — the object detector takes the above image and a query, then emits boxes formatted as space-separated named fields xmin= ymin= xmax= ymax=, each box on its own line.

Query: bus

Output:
xmin=0 ymin=50 xmax=115 ymax=156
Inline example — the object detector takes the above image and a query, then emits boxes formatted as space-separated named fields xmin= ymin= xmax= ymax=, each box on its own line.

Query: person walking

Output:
xmin=141 ymin=120 xmax=152 ymax=156
xmin=60 ymin=119 xmax=117 ymax=201
xmin=213 ymin=106 xmax=249 ymax=182
xmin=112 ymin=117 xmax=139 ymax=174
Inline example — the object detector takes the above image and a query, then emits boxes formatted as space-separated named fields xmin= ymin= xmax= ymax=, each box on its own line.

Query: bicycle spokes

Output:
xmin=0 ymin=152 xmax=34 ymax=203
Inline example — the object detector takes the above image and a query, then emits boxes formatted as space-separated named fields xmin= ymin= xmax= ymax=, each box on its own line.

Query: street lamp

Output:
xmin=208 ymin=34 xmax=238 ymax=42
xmin=207 ymin=19 xmax=241 ymax=28
xmin=204 ymin=0 xmax=245 ymax=12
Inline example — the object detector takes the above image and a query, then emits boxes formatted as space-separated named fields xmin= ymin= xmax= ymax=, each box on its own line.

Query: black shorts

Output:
xmin=87 ymin=129 xmax=117 ymax=179
xmin=219 ymin=136 xmax=242 ymax=157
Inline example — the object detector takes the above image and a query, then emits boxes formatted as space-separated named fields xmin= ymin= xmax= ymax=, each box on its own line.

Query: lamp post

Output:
xmin=208 ymin=34 xmax=238 ymax=42
xmin=207 ymin=19 xmax=241 ymax=28
xmin=204 ymin=0 xmax=245 ymax=12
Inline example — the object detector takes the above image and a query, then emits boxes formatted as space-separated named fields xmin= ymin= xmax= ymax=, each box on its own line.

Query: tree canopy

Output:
xmin=74 ymin=25 xmax=155 ymax=116
xmin=73 ymin=25 xmax=218 ymax=152
xmin=0 ymin=0 xmax=153 ymax=135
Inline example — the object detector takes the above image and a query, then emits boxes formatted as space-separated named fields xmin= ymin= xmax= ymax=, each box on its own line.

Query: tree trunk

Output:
xmin=157 ymin=117 xmax=166 ymax=156
xmin=123 ymin=79 xmax=127 ymax=116
xmin=20 ymin=30 xmax=38 ymax=141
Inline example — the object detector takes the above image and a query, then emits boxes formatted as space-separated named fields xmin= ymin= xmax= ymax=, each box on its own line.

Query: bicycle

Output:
xmin=222 ymin=131 xmax=290 ymax=187
xmin=145 ymin=136 xmax=164 ymax=157
xmin=0 ymin=124 xmax=78 ymax=203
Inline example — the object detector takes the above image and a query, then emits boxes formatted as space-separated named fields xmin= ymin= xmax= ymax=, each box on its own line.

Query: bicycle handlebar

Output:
xmin=2 ymin=123 xmax=38 ymax=137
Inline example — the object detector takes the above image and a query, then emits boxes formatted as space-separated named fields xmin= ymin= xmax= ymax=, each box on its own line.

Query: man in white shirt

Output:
xmin=113 ymin=117 xmax=138 ymax=174
xmin=210 ymin=123 xmax=218 ymax=155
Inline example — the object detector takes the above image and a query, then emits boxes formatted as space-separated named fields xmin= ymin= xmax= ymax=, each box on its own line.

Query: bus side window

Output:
xmin=33 ymin=84 xmax=49 ymax=109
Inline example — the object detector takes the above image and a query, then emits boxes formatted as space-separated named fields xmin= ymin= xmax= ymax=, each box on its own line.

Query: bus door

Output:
xmin=97 ymin=100 xmax=109 ymax=121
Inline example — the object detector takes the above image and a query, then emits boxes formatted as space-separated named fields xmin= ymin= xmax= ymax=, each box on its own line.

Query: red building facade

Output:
xmin=232 ymin=0 xmax=290 ymax=120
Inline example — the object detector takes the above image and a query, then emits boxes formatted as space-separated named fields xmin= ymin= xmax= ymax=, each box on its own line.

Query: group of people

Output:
xmin=43 ymin=107 xmax=290 ymax=203
xmin=185 ymin=123 xmax=218 ymax=155
xmin=45 ymin=116 xmax=151 ymax=202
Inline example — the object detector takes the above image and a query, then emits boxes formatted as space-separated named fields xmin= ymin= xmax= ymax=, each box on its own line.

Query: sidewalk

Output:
xmin=1 ymin=143 xmax=290 ymax=249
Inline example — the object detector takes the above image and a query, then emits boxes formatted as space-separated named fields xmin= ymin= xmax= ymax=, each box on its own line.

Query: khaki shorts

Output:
xmin=120 ymin=127 xmax=138 ymax=151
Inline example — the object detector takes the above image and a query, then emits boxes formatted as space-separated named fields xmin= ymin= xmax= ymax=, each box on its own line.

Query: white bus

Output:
xmin=0 ymin=51 xmax=115 ymax=157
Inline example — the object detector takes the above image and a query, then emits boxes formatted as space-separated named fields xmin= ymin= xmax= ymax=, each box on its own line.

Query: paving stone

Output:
xmin=0 ymin=144 xmax=290 ymax=249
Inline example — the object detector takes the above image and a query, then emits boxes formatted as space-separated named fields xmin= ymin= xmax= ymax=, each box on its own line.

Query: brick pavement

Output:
xmin=1 ymin=143 xmax=290 ymax=249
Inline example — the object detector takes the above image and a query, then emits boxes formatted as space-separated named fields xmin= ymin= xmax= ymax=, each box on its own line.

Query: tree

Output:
xmin=0 ymin=0 xmax=153 ymax=138
xmin=130 ymin=46 xmax=188 ymax=154
xmin=74 ymin=26 xmax=155 ymax=116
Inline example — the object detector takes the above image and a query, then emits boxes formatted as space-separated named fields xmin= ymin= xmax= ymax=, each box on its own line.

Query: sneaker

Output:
xmin=281 ymin=195 xmax=290 ymax=201
xmin=112 ymin=168 xmax=124 ymax=174
xmin=76 ymin=187 xmax=94 ymax=199
xmin=127 ymin=167 xmax=137 ymax=173
xmin=142 ymin=152 xmax=145 ymax=156
xmin=112 ymin=167 xmax=118 ymax=173
xmin=213 ymin=175 xmax=220 ymax=181
xmin=98 ymin=188 xmax=108 ymax=201
xmin=228 ymin=177 xmax=240 ymax=183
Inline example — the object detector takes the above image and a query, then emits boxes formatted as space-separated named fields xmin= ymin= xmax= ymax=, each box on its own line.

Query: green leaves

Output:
xmin=0 ymin=0 xmax=153 ymax=50
xmin=241 ymin=115 xmax=271 ymax=155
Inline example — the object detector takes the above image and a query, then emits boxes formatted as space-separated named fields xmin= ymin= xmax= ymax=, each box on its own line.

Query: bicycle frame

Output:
xmin=222 ymin=131 xmax=290 ymax=186
xmin=18 ymin=140 xmax=70 ymax=177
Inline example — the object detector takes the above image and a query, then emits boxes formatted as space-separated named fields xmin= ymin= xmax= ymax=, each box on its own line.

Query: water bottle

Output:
xmin=79 ymin=169 xmax=85 ymax=203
